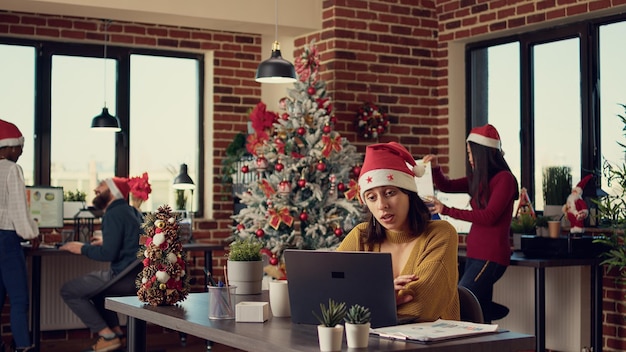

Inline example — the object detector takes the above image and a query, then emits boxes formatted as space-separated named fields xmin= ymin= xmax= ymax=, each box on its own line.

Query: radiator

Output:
xmin=37 ymin=255 xmax=111 ymax=330
xmin=494 ymin=265 xmax=591 ymax=352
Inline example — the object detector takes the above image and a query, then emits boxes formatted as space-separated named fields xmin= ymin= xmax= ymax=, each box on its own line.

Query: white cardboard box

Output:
xmin=235 ymin=301 xmax=269 ymax=323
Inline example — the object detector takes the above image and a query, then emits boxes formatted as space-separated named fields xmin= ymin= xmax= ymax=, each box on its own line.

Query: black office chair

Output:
xmin=458 ymin=285 xmax=484 ymax=324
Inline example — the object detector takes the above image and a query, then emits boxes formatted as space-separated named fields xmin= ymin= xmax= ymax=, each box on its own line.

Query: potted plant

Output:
xmin=63 ymin=189 xmax=87 ymax=219
xmin=510 ymin=213 xmax=536 ymax=250
xmin=313 ymin=298 xmax=346 ymax=352
xmin=593 ymin=105 xmax=626 ymax=291
xmin=226 ymin=237 xmax=264 ymax=294
xmin=535 ymin=215 xmax=552 ymax=237
xmin=344 ymin=304 xmax=371 ymax=348
xmin=542 ymin=166 xmax=572 ymax=224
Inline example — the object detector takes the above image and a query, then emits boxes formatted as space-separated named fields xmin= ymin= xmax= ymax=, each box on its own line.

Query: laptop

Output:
xmin=284 ymin=249 xmax=416 ymax=328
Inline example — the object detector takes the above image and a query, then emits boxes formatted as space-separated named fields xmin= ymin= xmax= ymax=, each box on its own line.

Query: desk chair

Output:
xmin=458 ymin=285 xmax=484 ymax=324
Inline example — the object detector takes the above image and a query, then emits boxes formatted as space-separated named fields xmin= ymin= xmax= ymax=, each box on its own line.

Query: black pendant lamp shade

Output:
xmin=91 ymin=107 xmax=121 ymax=131
xmin=255 ymin=41 xmax=297 ymax=83
xmin=173 ymin=164 xmax=195 ymax=190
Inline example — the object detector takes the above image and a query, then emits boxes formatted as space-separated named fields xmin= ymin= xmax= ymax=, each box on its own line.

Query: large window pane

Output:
xmin=599 ymin=21 xmax=626 ymax=197
xmin=51 ymin=55 xmax=117 ymax=201
xmin=129 ymin=55 xmax=199 ymax=212
xmin=0 ymin=44 xmax=36 ymax=184
xmin=533 ymin=38 xmax=581 ymax=209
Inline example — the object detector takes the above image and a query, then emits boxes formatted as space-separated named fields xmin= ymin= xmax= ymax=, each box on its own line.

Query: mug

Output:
xmin=269 ymin=280 xmax=290 ymax=317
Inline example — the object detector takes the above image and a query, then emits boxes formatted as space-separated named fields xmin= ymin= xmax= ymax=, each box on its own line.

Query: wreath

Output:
xmin=355 ymin=102 xmax=390 ymax=139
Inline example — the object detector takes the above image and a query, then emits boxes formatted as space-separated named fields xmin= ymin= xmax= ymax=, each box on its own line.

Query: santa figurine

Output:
xmin=562 ymin=174 xmax=593 ymax=234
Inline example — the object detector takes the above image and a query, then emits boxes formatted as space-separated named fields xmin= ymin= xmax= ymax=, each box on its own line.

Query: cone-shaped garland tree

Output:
xmin=136 ymin=205 xmax=190 ymax=306
xmin=231 ymin=41 xmax=365 ymax=267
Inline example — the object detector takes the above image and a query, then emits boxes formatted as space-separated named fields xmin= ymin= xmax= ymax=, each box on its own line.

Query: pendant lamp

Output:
xmin=255 ymin=0 xmax=296 ymax=83
xmin=173 ymin=164 xmax=195 ymax=190
xmin=91 ymin=20 xmax=121 ymax=131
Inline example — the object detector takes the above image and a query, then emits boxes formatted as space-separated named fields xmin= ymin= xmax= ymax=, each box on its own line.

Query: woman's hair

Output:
xmin=466 ymin=142 xmax=520 ymax=208
xmin=359 ymin=189 xmax=431 ymax=249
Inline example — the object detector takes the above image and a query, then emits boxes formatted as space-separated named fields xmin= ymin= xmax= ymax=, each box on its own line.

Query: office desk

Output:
xmin=106 ymin=292 xmax=535 ymax=352
xmin=26 ymin=242 xmax=222 ymax=351
xmin=458 ymin=249 xmax=602 ymax=352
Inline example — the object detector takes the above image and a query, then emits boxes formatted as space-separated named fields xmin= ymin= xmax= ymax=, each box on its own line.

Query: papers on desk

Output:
xmin=370 ymin=319 xmax=499 ymax=343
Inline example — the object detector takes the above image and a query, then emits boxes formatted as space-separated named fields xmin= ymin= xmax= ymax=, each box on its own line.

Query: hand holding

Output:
xmin=422 ymin=154 xmax=438 ymax=167
xmin=424 ymin=196 xmax=444 ymax=215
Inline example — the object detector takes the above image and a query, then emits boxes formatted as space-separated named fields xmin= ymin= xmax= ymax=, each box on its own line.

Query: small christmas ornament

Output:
xmin=281 ymin=112 xmax=289 ymax=121
xmin=334 ymin=227 xmax=343 ymax=237
xmin=337 ymin=182 xmax=346 ymax=192
xmin=256 ymin=155 xmax=269 ymax=171
xmin=278 ymin=179 xmax=292 ymax=195
xmin=297 ymin=127 xmax=306 ymax=136
xmin=297 ymin=178 xmax=306 ymax=188
xmin=322 ymin=124 xmax=331 ymax=134
xmin=269 ymin=256 xmax=279 ymax=266
xmin=316 ymin=160 xmax=327 ymax=172
xmin=255 ymin=228 xmax=265 ymax=237
xmin=236 ymin=223 xmax=245 ymax=231
xmin=307 ymin=86 xmax=316 ymax=95
xmin=241 ymin=164 xmax=249 ymax=173
xmin=352 ymin=164 xmax=362 ymax=177
xmin=275 ymin=161 xmax=284 ymax=172
xmin=299 ymin=210 xmax=308 ymax=222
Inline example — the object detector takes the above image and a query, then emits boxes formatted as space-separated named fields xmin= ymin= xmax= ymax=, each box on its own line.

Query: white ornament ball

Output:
xmin=142 ymin=277 xmax=148 ymax=284
xmin=144 ymin=249 xmax=149 ymax=258
xmin=168 ymin=217 xmax=175 ymax=224
xmin=153 ymin=233 xmax=165 ymax=245
xmin=156 ymin=271 xmax=170 ymax=283
xmin=167 ymin=252 xmax=177 ymax=263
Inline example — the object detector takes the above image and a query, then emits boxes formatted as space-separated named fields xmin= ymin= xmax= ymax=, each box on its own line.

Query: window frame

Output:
xmin=1 ymin=36 xmax=206 ymax=217
xmin=465 ymin=13 xmax=626 ymax=204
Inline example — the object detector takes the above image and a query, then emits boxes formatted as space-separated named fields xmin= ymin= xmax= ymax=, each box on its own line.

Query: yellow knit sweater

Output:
xmin=337 ymin=220 xmax=460 ymax=322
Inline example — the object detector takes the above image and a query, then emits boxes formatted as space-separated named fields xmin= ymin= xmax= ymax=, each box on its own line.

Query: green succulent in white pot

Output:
xmin=344 ymin=304 xmax=372 ymax=348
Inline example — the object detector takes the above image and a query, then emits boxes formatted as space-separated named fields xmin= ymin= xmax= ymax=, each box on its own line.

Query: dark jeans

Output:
xmin=0 ymin=230 xmax=31 ymax=348
xmin=459 ymin=257 xmax=507 ymax=323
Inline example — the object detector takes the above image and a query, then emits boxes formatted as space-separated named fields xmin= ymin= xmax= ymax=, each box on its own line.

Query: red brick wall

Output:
xmin=2 ymin=0 xmax=626 ymax=348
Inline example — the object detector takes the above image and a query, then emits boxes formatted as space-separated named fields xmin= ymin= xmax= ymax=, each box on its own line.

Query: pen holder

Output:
xmin=208 ymin=285 xmax=237 ymax=319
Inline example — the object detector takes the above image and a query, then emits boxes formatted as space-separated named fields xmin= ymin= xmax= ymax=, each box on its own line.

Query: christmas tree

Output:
xmin=231 ymin=41 xmax=365 ymax=268
xmin=136 ymin=205 xmax=191 ymax=306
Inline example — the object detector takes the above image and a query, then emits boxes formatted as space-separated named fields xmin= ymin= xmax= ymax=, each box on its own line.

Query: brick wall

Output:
xmin=2 ymin=0 xmax=626 ymax=348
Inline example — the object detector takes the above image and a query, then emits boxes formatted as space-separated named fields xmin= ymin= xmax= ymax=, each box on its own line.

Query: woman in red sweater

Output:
xmin=423 ymin=124 xmax=519 ymax=323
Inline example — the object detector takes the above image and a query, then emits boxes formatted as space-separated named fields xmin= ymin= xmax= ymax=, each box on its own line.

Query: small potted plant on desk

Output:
xmin=510 ymin=213 xmax=536 ymax=250
xmin=313 ymin=298 xmax=346 ymax=352
xmin=226 ymin=237 xmax=264 ymax=294
xmin=344 ymin=304 xmax=372 ymax=348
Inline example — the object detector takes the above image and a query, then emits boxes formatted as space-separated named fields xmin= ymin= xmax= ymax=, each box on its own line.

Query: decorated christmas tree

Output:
xmin=136 ymin=205 xmax=190 ymax=306
xmin=231 ymin=41 xmax=365 ymax=268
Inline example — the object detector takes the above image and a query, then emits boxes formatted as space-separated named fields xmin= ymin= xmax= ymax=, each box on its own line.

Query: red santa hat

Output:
xmin=466 ymin=124 xmax=501 ymax=150
xmin=358 ymin=142 xmax=425 ymax=200
xmin=0 ymin=119 xmax=25 ymax=148
xmin=574 ymin=174 xmax=593 ymax=194
xmin=105 ymin=177 xmax=130 ymax=200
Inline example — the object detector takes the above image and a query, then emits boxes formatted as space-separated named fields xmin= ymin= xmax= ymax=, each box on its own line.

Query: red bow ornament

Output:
xmin=268 ymin=207 xmax=294 ymax=230
xmin=321 ymin=134 xmax=342 ymax=158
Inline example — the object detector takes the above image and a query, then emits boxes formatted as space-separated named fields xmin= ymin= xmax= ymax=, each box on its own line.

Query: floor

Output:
xmin=39 ymin=330 xmax=245 ymax=352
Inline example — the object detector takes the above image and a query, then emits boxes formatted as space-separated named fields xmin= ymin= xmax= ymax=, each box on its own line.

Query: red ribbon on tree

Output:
xmin=321 ymin=134 xmax=342 ymax=158
xmin=344 ymin=179 xmax=360 ymax=202
xmin=268 ymin=207 xmax=294 ymax=230
xmin=259 ymin=179 xmax=276 ymax=198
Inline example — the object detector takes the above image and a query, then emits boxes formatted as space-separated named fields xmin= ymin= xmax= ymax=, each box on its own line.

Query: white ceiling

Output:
xmin=0 ymin=0 xmax=322 ymax=36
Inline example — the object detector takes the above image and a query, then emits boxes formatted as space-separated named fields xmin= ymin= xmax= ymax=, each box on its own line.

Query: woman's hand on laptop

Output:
xmin=394 ymin=274 xmax=418 ymax=305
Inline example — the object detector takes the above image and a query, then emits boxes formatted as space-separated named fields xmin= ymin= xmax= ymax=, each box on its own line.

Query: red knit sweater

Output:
xmin=431 ymin=166 xmax=517 ymax=266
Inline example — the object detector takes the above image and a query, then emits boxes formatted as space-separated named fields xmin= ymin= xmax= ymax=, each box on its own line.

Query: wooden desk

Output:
xmin=106 ymin=292 xmax=535 ymax=352
xmin=25 ymin=242 xmax=222 ymax=351
xmin=458 ymin=249 xmax=602 ymax=352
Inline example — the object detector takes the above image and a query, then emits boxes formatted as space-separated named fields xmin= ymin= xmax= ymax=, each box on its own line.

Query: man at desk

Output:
xmin=60 ymin=177 xmax=143 ymax=352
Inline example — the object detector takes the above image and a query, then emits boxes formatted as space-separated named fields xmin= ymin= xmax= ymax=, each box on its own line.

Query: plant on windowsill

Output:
xmin=344 ymin=304 xmax=372 ymax=348
xmin=63 ymin=189 xmax=87 ymax=219
xmin=593 ymin=104 xmax=626 ymax=293
xmin=542 ymin=166 xmax=572 ymax=224
xmin=314 ymin=298 xmax=347 ymax=352
xmin=226 ymin=237 xmax=264 ymax=294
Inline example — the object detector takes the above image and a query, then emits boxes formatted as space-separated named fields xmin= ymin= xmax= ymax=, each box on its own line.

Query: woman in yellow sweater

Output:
xmin=338 ymin=142 xmax=459 ymax=322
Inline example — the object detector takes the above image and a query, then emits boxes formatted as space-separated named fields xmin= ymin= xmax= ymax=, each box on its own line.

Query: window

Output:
xmin=467 ymin=16 xmax=626 ymax=212
xmin=0 ymin=38 xmax=204 ymax=215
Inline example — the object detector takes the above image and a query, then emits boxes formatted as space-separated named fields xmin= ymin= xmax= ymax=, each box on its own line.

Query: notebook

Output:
xmin=283 ymin=249 xmax=416 ymax=328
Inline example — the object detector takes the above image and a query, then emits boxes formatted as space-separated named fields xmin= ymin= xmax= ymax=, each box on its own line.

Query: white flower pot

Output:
xmin=226 ymin=260 xmax=263 ymax=294
xmin=345 ymin=322 xmax=370 ymax=348
xmin=317 ymin=324 xmax=343 ymax=352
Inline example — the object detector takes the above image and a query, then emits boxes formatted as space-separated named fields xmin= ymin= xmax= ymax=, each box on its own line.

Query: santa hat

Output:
xmin=0 ymin=119 xmax=25 ymax=148
xmin=105 ymin=177 xmax=130 ymax=200
xmin=466 ymin=124 xmax=501 ymax=150
xmin=574 ymin=174 xmax=593 ymax=193
xmin=358 ymin=142 xmax=425 ymax=200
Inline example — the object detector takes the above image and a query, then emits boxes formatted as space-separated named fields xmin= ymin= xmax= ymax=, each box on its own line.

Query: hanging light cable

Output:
xmin=255 ymin=0 xmax=297 ymax=83
xmin=91 ymin=19 xmax=121 ymax=131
